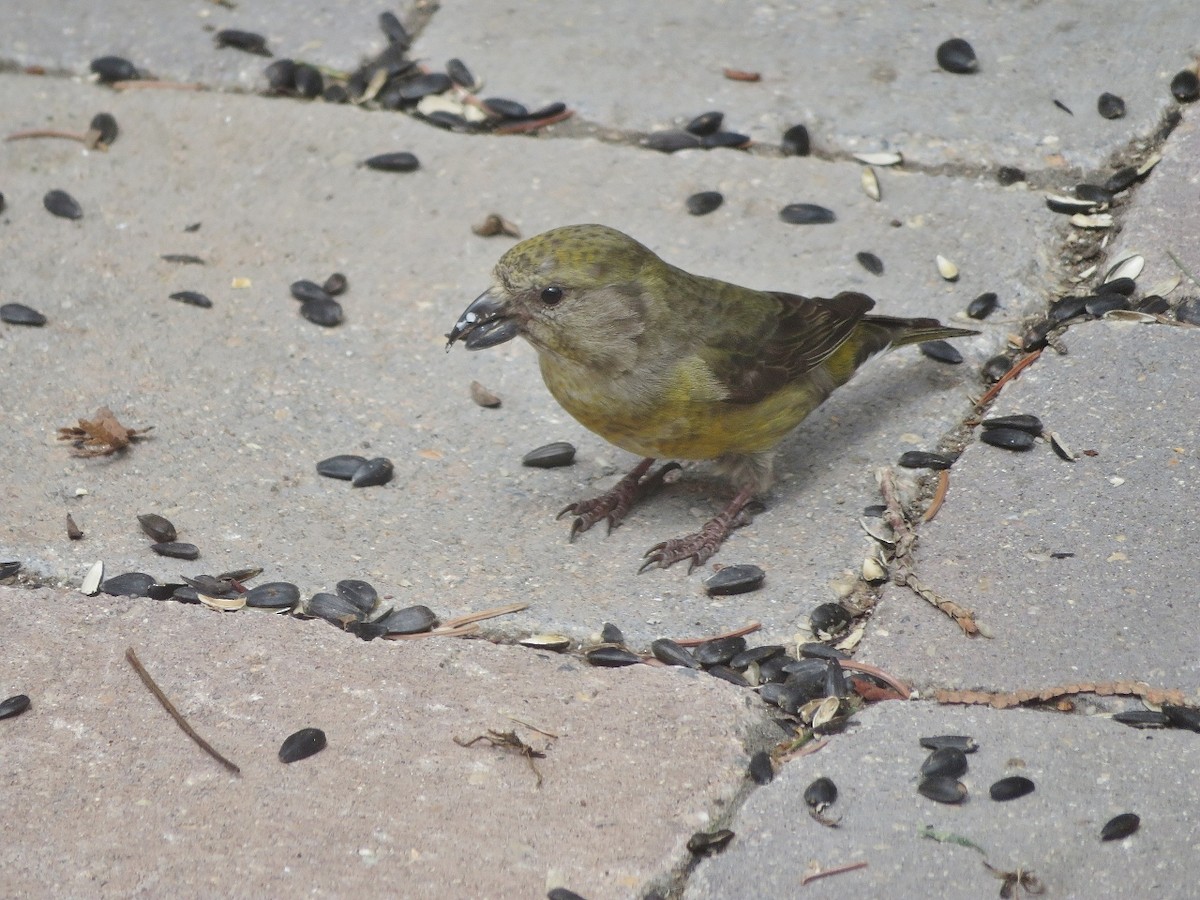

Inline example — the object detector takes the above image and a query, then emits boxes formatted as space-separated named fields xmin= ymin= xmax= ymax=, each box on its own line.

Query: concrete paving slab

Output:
xmin=0 ymin=74 xmax=1054 ymax=649
xmin=687 ymin=700 xmax=1200 ymax=900
xmin=0 ymin=585 xmax=772 ymax=898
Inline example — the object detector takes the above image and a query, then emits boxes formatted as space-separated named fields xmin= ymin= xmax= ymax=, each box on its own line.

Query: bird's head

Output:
xmin=446 ymin=224 xmax=660 ymax=368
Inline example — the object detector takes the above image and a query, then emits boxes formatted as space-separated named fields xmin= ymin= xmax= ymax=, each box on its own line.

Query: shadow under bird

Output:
xmin=447 ymin=224 xmax=977 ymax=571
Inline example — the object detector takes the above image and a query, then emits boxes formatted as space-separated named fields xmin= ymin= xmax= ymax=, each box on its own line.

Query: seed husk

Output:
xmin=1045 ymin=193 xmax=1098 ymax=214
xmin=989 ymin=775 xmax=1035 ymax=801
xmin=966 ymin=291 xmax=998 ymax=319
xmin=0 ymin=303 xmax=47 ymax=326
xmin=470 ymin=380 xmax=502 ymax=407
xmin=936 ymin=38 xmax=978 ymax=74
xmin=137 ymin=513 xmax=177 ymax=543
xmin=322 ymin=272 xmax=348 ymax=296
xmin=169 ymin=291 xmax=212 ymax=308
xmin=101 ymin=572 xmax=157 ymax=597
xmin=983 ymin=414 xmax=1044 ymax=435
xmin=779 ymin=203 xmax=835 ymax=225
xmin=918 ymin=776 xmax=967 ymax=804
xmin=215 ymin=29 xmax=271 ymax=56
xmin=704 ymin=563 xmax=765 ymax=595
xmin=1162 ymin=704 xmax=1200 ymax=733
xmin=920 ymin=340 xmax=963 ymax=364
xmin=293 ymin=65 xmax=323 ymax=99
xmin=642 ymin=130 xmax=702 ymax=153
xmin=1112 ymin=709 xmax=1170 ymax=729
xmin=44 ymin=190 xmax=82 ymax=220
xmin=694 ymin=636 xmax=748 ymax=667
xmin=996 ymin=166 xmax=1026 ymax=185
xmin=80 ymin=561 xmax=102 ymax=594
xmin=152 ymin=541 xmax=200 ymax=560
xmin=919 ymin=734 xmax=978 ymax=753
xmin=303 ymin=591 xmax=363 ymax=628
xmin=66 ymin=514 xmax=83 ymax=540
xmin=685 ymin=111 xmax=724 ymax=136
xmin=1071 ymin=212 xmax=1114 ymax=229
xmin=1170 ymin=70 xmax=1200 ymax=103
xmin=651 ymin=638 xmax=700 ymax=668
xmin=1075 ymin=183 xmax=1113 ymax=205
xmin=898 ymin=450 xmax=953 ymax=470
xmin=1104 ymin=253 xmax=1145 ymax=284
xmin=522 ymin=441 xmax=576 ymax=468
xmin=599 ymin=622 xmax=625 ymax=645
xmin=860 ymin=166 xmax=881 ymax=201
xmin=245 ymin=581 xmax=300 ymax=609
xmin=377 ymin=604 xmax=438 ymax=635
xmin=0 ymin=694 xmax=31 ymax=719
xmin=981 ymin=426 xmax=1037 ymax=451
xmin=519 ymin=633 xmax=572 ymax=652
xmin=748 ymin=750 xmax=774 ymax=785
xmin=316 ymin=454 xmax=367 ymax=480
xmin=585 ymin=646 xmax=641 ymax=667
xmin=1100 ymin=812 xmax=1140 ymax=841
xmin=279 ymin=727 xmax=326 ymax=763
xmin=1097 ymin=92 xmax=1126 ymax=119
xmin=90 ymin=56 xmax=139 ymax=83
xmin=472 ymin=213 xmax=521 ymax=238
xmin=922 ymin=747 xmax=969 ymax=779
xmin=686 ymin=191 xmax=724 ymax=216
xmin=351 ymin=457 xmax=394 ymax=487
xmin=1053 ymin=98 xmax=1074 ymax=115
xmin=780 ymin=124 xmax=810 ymax=156
xmin=687 ymin=829 xmax=734 ymax=856
xmin=300 ymin=296 xmax=344 ymax=327
xmin=804 ymin=776 xmax=837 ymax=810
xmin=364 ymin=151 xmax=420 ymax=173
xmin=935 ymin=255 xmax=959 ymax=281
xmin=809 ymin=603 xmax=852 ymax=637
xmin=856 ymin=251 xmax=883 ymax=275
xmin=853 ymin=151 xmax=902 ymax=166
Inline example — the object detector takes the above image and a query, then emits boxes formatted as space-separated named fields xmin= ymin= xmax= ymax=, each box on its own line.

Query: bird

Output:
xmin=446 ymin=224 xmax=977 ymax=571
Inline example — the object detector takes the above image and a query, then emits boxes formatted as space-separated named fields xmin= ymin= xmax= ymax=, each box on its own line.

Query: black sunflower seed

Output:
xmin=918 ymin=776 xmax=967 ymax=804
xmin=0 ymin=561 xmax=19 ymax=579
xmin=322 ymin=84 xmax=348 ymax=104
xmin=920 ymin=340 xmax=963 ymax=364
xmin=322 ymin=273 xmax=348 ymax=296
xmin=377 ymin=604 xmax=438 ymax=635
xmin=686 ymin=191 xmax=723 ymax=216
xmin=161 ymin=253 xmax=205 ymax=265
xmin=687 ymin=829 xmax=733 ymax=856
xmin=300 ymin=296 xmax=344 ymax=327
xmin=101 ymin=572 xmax=157 ymax=597
xmin=856 ymin=251 xmax=884 ymax=275
xmin=650 ymin=638 xmax=699 ymax=668
xmin=936 ymin=38 xmax=978 ymax=74
xmin=279 ymin=727 xmax=326 ymax=763
xmin=982 ymin=414 xmax=1043 ymax=434
xmin=780 ymin=124 xmax=810 ymax=157
xmin=809 ymin=603 xmax=851 ymax=636
xmin=88 ymin=112 xmax=118 ymax=146
xmin=1100 ymin=812 xmax=1140 ymax=841
xmin=151 ymin=541 xmax=200 ymax=560
xmin=0 ymin=694 xmax=31 ymax=719
xmin=547 ymin=890 xmax=587 ymax=900
xmin=981 ymin=427 xmax=1037 ymax=450
xmin=483 ymin=97 xmax=528 ymax=119
xmin=585 ymin=646 xmax=641 ymax=667
xmin=364 ymin=152 xmax=420 ymax=173
xmin=599 ymin=622 xmax=625 ymax=644
xmin=685 ymin=111 xmax=724 ymax=136
xmin=996 ymin=166 xmax=1026 ymax=185
xmin=804 ymin=776 xmax=837 ymax=810
xmin=351 ymin=457 xmax=393 ymax=487
xmin=642 ymin=130 xmax=702 ymax=153
xmin=1049 ymin=295 xmax=1089 ymax=323
xmin=701 ymin=131 xmax=750 ymax=149
xmin=1075 ymin=183 xmax=1114 ymax=205
xmin=0 ymin=304 xmax=47 ymax=326
xmin=1138 ymin=295 xmax=1169 ymax=315
xmin=1162 ymin=704 xmax=1200 ymax=733
xmin=379 ymin=11 xmax=411 ymax=46
xmin=397 ymin=73 xmax=452 ymax=101
xmin=44 ymin=190 xmax=82 ymax=220
xmin=1098 ymin=276 xmax=1136 ymax=296
xmin=245 ymin=581 xmax=300 ymax=609
xmin=293 ymin=65 xmax=323 ymax=98
xmin=756 ymin=654 xmax=795 ymax=683
xmin=1170 ymin=70 xmax=1200 ymax=103
xmin=446 ymin=58 xmax=477 ymax=90
xmin=779 ymin=203 xmax=835 ymax=225
xmin=264 ymin=59 xmax=296 ymax=92
xmin=522 ymin=442 xmax=575 ymax=468
xmin=137 ymin=513 xmax=177 ymax=542
xmin=304 ymin=592 xmax=363 ymax=628
xmin=172 ymin=586 xmax=201 ymax=604
xmin=1024 ymin=319 xmax=1051 ymax=349
xmin=922 ymin=747 xmax=968 ymax=779
xmin=1103 ymin=166 xmax=1139 ymax=194
xmin=526 ymin=101 xmax=567 ymax=120
xmin=982 ymin=354 xmax=1012 ymax=382
xmin=919 ymin=734 xmax=978 ymax=753
xmin=990 ymin=775 xmax=1035 ymax=801
xmin=0 ymin=192 xmax=5 ymax=213
xmin=290 ymin=280 xmax=332 ymax=303
xmin=704 ymin=564 xmax=764 ymax=595
xmin=898 ymin=450 xmax=953 ymax=470
xmin=748 ymin=750 xmax=774 ymax=785
xmin=729 ymin=645 xmax=784 ymax=669
xmin=215 ymin=29 xmax=271 ymax=56
xmin=90 ymin=56 xmax=139 ymax=83
xmin=797 ymin=642 xmax=849 ymax=661
xmin=1097 ymin=92 xmax=1126 ymax=119
xmin=182 ymin=575 xmax=237 ymax=598
xmin=694 ymin=636 xmax=747 ymax=668
xmin=169 ymin=291 xmax=212 ymax=308
xmin=708 ymin=665 xmax=750 ymax=687
xmin=316 ymin=454 xmax=367 ymax=480
xmin=336 ymin=579 xmax=378 ymax=613
xmin=1053 ymin=98 xmax=1074 ymax=115
xmin=824 ymin=660 xmax=848 ymax=698
xmin=967 ymin=291 xmax=998 ymax=319
xmin=1086 ymin=294 xmax=1130 ymax=317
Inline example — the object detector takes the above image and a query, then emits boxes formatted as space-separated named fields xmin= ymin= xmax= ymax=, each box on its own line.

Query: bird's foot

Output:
xmin=557 ymin=459 xmax=681 ymax=540
xmin=638 ymin=488 xmax=755 ymax=573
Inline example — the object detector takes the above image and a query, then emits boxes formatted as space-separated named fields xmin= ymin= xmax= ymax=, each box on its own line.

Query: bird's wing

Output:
xmin=699 ymin=290 xmax=875 ymax=404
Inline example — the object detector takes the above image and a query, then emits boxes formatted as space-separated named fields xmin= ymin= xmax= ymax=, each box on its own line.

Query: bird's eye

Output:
xmin=540 ymin=285 xmax=564 ymax=306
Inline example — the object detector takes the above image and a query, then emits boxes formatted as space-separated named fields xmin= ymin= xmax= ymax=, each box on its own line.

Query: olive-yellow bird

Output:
xmin=447 ymin=224 xmax=976 ymax=571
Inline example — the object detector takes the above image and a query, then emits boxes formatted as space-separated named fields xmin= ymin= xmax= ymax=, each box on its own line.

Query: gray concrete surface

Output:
xmin=2 ymin=3 xmax=1199 ymax=898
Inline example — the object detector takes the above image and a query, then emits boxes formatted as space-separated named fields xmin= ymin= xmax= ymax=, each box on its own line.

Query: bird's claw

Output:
xmin=558 ymin=461 xmax=679 ymax=541
xmin=636 ymin=498 xmax=753 ymax=573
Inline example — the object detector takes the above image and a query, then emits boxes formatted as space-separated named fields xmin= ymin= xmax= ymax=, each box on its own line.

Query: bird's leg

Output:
xmin=558 ymin=458 xmax=682 ymax=540
xmin=638 ymin=486 xmax=756 ymax=574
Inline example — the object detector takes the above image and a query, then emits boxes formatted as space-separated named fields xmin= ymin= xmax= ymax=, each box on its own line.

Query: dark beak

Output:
xmin=445 ymin=290 xmax=520 ymax=350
